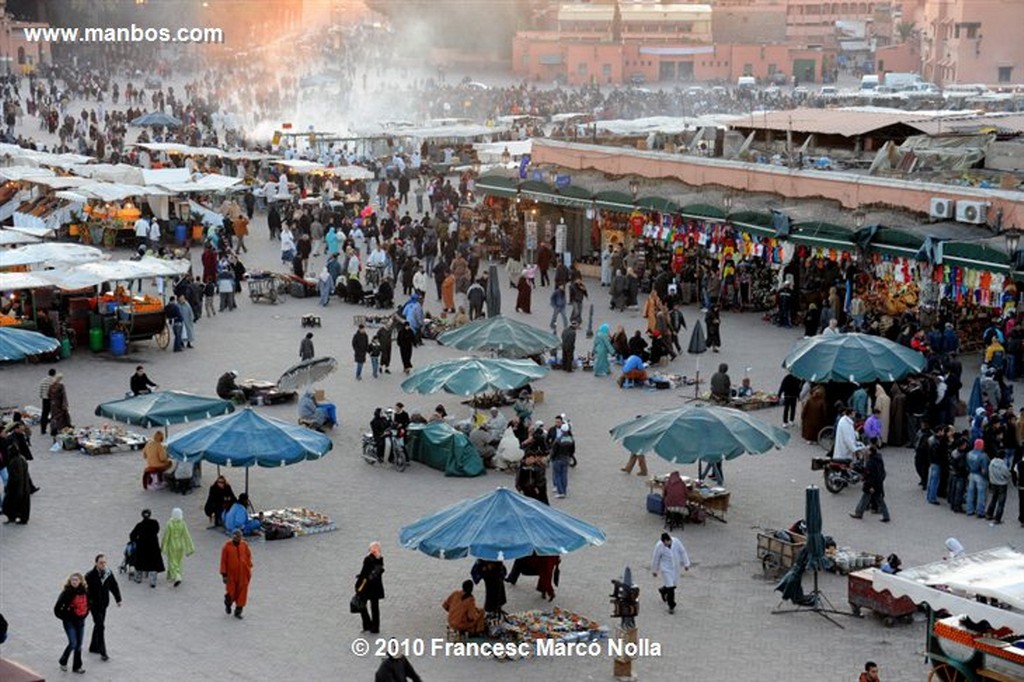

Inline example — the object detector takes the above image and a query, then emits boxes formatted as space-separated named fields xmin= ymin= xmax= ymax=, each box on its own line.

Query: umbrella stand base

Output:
xmin=771 ymin=589 xmax=854 ymax=629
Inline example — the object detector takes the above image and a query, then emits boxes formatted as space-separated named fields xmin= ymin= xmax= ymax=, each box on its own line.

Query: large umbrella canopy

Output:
xmin=277 ymin=356 xmax=338 ymax=391
xmin=401 ymin=357 xmax=549 ymax=396
xmin=609 ymin=404 xmax=790 ymax=464
xmin=782 ymin=332 xmax=925 ymax=383
xmin=775 ymin=486 xmax=827 ymax=603
xmin=0 ymin=243 xmax=104 ymax=268
xmin=399 ymin=487 xmax=606 ymax=560
xmin=95 ymin=391 xmax=234 ymax=428
xmin=486 ymin=263 xmax=501 ymax=317
xmin=166 ymin=408 xmax=332 ymax=467
xmin=131 ymin=112 xmax=182 ymax=128
xmin=436 ymin=315 xmax=560 ymax=358
xmin=0 ymin=327 xmax=59 ymax=362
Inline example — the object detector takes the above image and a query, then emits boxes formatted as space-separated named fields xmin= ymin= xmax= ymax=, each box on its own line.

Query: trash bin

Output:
xmin=88 ymin=327 xmax=104 ymax=352
xmin=192 ymin=224 xmax=205 ymax=242
xmin=174 ymin=223 xmax=187 ymax=245
xmin=60 ymin=337 xmax=71 ymax=359
xmin=109 ymin=330 xmax=127 ymax=356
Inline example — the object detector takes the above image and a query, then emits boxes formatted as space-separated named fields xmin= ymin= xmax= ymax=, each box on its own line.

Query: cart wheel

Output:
xmin=269 ymin=288 xmax=278 ymax=304
xmin=762 ymin=552 xmax=781 ymax=577
xmin=155 ymin=325 xmax=170 ymax=350
xmin=928 ymin=663 xmax=968 ymax=682
xmin=849 ymin=604 xmax=863 ymax=618
xmin=817 ymin=426 xmax=835 ymax=452
xmin=883 ymin=616 xmax=895 ymax=627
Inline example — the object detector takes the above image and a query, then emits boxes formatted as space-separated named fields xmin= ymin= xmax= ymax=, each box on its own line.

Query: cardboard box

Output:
xmin=314 ymin=389 xmax=325 ymax=402
xmin=532 ymin=390 xmax=544 ymax=404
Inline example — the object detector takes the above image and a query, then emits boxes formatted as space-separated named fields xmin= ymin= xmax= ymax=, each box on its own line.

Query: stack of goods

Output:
xmin=496 ymin=609 xmax=608 ymax=644
xmin=68 ymin=425 xmax=148 ymax=455
xmin=257 ymin=508 xmax=336 ymax=538
xmin=828 ymin=547 xmax=883 ymax=574
xmin=0 ymin=407 xmax=40 ymax=427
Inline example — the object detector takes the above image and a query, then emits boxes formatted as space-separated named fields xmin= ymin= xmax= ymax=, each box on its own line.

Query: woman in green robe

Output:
xmin=160 ymin=508 xmax=195 ymax=587
xmin=592 ymin=323 xmax=615 ymax=377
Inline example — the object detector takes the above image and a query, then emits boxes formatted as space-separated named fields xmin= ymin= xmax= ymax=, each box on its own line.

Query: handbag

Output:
xmin=349 ymin=592 xmax=367 ymax=614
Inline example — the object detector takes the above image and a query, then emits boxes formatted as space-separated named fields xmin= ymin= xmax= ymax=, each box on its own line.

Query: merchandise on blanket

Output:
xmin=497 ymin=609 xmax=609 ymax=644
xmin=257 ymin=508 xmax=336 ymax=538
xmin=0 ymin=406 xmax=41 ymax=427
xmin=827 ymin=546 xmax=883 ymax=574
xmin=74 ymin=425 xmax=148 ymax=455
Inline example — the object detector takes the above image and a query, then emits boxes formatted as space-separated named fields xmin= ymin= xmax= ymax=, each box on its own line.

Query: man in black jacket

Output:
xmin=85 ymin=554 xmax=122 ymax=661
xmin=849 ymin=446 xmax=890 ymax=522
xmin=778 ymin=372 xmax=804 ymax=428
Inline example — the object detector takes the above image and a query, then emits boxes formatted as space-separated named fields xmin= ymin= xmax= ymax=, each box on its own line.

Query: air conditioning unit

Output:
xmin=929 ymin=198 xmax=954 ymax=221
xmin=956 ymin=200 xmax=989 ymax=225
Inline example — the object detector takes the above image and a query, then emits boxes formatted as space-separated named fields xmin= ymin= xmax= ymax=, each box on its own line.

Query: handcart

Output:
xmin=757 ymin=529 xmax=806 ymax=578
xmin=847 ymin=568 xmax=916 ymax=626
xmin=248 ymin=273 xmax=280 ymax=304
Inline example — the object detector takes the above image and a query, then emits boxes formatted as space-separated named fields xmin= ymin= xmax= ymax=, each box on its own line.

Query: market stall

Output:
xmin=872 ymin=546 xmax=1024 ymax=681
xmin=54 ymin=425 xmax=149 ymax=455
xmin=256 ymin=508 xmax=336 ymax=540
xmin=647 ymin=473 xmax=731 ymax=523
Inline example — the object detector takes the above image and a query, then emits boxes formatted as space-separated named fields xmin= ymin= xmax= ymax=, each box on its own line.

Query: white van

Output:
xmin=860 ymin=74 xmax=880 ymax=91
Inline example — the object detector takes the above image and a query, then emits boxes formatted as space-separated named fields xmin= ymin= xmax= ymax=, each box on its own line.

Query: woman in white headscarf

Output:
xmin=161 ymin=508 xmax=195 ymax=587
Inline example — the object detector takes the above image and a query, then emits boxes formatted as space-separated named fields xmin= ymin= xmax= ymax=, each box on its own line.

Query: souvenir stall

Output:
xmin=487 ymin=608 xmax=608 ymax=648
xmin=257 ymin=508 xmax=337 ymax=540
xmin=55 ymin=424 xmax=149 ymax=455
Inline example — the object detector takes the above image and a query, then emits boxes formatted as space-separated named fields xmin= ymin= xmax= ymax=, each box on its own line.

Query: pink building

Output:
xmin=919 ymin=0 xmax=1024 ymax=86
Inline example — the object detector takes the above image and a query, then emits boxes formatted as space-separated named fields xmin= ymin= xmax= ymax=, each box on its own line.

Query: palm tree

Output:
xmin=896 ymin=20 xmax=916 ymax=43
xmin=611 ymin=0 xmax=622 ymax=43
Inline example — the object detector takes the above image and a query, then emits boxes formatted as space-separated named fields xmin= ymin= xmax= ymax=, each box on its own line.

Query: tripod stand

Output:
xmin=771 ymin=566 xmax=854 ymax=629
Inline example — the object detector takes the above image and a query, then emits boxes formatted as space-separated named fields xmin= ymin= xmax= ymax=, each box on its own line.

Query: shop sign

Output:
xmin=555 ymin=221 xmax=567 ymax=254
xmin=526 ymin=221 xmax=538 ymax=250
xmin=518 ymin=154 xmax=531 ymax=179
xmin=555 ymin=174 xmax=571 ymax=188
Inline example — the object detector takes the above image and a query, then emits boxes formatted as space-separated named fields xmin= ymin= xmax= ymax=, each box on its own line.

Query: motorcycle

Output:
xmin=812 ymin=456 xmax=864 ymax=493
xmin=361 ymin=425 xmax=408 ymax=472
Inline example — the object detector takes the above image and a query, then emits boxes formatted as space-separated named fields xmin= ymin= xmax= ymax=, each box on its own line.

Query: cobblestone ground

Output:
xmin=0 ymin=213 xmax=1009 ymax=682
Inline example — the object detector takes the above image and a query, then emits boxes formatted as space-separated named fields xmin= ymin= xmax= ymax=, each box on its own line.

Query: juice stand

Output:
xmin=872 ymin=546 xmax=1024 ymax=681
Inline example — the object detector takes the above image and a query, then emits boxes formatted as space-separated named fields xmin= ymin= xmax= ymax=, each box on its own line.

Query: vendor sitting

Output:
xmin=298 ymin=389 xmax=337 ymax=431
xmin=617 ymin=355 xmax=649 ymax=388
xmin=216 ymin=370 xmax=249 ymax=403
xmin=735 ymin=377 xmax=754 ymax=398
xmin=710 ymin=363 xmax=732 ymax=403
xmin=130 ymin=365 xmax=158 ymax=395
xmin=442 ymin=580 xmax=486 ymax=636
xmin=224 ymin=492 xmax=262 ymax=536
xmin=142 ymin=431 xmax=173 ymax=488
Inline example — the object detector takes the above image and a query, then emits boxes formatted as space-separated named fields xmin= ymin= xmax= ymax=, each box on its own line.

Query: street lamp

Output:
xmin=723 ymin=193 xmax=733 ymax=214
xmin=853 ymin=212 xmax=866 ymax=229
xmin=628 ymin=179 xmax=640 ymax=203
xmin=1005 ymin=226 xmax=1022 ymax=262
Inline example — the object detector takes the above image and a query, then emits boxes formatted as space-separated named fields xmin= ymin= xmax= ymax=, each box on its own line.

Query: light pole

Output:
xmin=723 ymin=193 xmax=733 ymax=217
xmin=1005 ymin=226 xmax=1022 ymax=266
xmin=629 ymin=179 xmax=640 ymax=204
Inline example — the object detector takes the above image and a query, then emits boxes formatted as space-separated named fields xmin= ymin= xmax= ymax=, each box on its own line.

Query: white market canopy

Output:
xmin=42 ymin=256 xmax=190 ymax=290
xmin=5 ymin=225 xmax=55 ymax=238
xmin=76 ymin=182 xmax=170 ymax=202
xmin=327 ymin=165 xmax=374 ymax=181
xmin=159 ymin=173 xmax=242 ymax=193
xmin=0 ymin=229 xmax=40 ymax=246
xmin=0 ymin=165 xmax=55 ymax=181
xmin=134 ymin=142 xmax=279 ymax=161
xmin=0 ymin=242 xmax=105 ymax=268
xmin=473 ymin=140 xmax=532 ymax=162
xmin=0 ymin=144 xmax=93 ymax=168
xmin=0 ymin=270 xmax=54 ymax=290
xmin=275 ymin=159 xmax=326 ymax=173
xmin=594 ymin=115 xmax=738 ymax=136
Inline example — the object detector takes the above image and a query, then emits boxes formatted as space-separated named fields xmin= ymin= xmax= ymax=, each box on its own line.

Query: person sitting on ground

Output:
xmin=216 ymin=370 xmax=248 ymax=403
xmin=484 ymin=407 xmax=508 ymax=446
xmin=142 ymin=431 xmax=173 ymax=482
xmin=298 ymin=389 xmax=336 ymax=430
xmin=224 ymin=493 xmax=262 ymax=536
xmin=735 ymin=377 xmax=754 ymax=398
xmin=618 ymin=354 xmax=649 ymax=388
xmin=627 ymin=330 xmax=649 ymax=362
xmin=710 ymin=363 xmax=732 ymax=403
xmin=130 ymin=365 xmax=158 ymax=395
xmin=204 ymin=475 xmax=236 ymax=527
xmin=442 ymin=580 xmax=486 ymax=636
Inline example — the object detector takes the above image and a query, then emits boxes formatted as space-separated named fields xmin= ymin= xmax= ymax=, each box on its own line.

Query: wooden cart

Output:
xmin=116 ymin=306 xmax=169 ymax=349
xmin=848 ymin=568 xmax=917 ymax=626
xmin=756 ymin=530 xmax=806 ymax=578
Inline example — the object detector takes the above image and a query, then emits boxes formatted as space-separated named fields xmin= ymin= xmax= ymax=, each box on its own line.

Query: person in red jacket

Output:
xmin=858 ymin=661 xmax=881 ymax=682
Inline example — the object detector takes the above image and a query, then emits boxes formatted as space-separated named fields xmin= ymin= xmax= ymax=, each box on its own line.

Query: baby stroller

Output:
xmin=119 ymin=539 xmax=137 ymax=580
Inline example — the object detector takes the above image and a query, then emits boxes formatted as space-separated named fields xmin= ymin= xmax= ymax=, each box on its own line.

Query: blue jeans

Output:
xmin=549 ymin=307 xmax=568 ymax=333
xmin=1007 ymin=355 xmax=1017 ymax=381
xmin=60 ymin=617 xmax=85 ymax=670
xmin=0 ymin=466 xmax=7 ymax=507
xmin=948 ymin=476 xmax=966 ymax=511
xmin=926 ymin=463 xmax=942 ymax=503
xmin=320 ymin=403 xmax=337 ymax=425
xmin=371 ymin=357 xmax=379 ymax=378
xmin=171 ymin=320 xmax=184 ymax=352
xmin=356 ymin=362 xmax=364 ymax=379
xmin=552 ymin=457 xmax=569 ymax=496
xmin=965 ymin=473 xmax=988 ymax=515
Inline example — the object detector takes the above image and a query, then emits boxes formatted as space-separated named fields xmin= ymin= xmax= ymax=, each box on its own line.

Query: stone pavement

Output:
xmin=0 ymin=215 xmax=1012 ymax=682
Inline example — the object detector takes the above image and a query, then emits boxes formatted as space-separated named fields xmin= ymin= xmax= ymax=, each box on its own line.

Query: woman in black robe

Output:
xmin=515 ymin=275 xmax=532 ymax=314
xmin=129 ymin=509 xmax=165 ymax=586
xmin=1 ymin=451 xmax=30 ymax=524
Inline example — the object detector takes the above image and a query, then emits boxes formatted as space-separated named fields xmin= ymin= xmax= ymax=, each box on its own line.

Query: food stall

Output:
xmin=647 ymin=473 xmax=730 ymax=523
xmin=872 ymin=546 xmax=1024 ymax=681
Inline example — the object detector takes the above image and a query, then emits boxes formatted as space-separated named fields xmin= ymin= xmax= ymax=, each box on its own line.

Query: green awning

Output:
xmin=594 ymin=190 xmax=635 ymax=212
xmin=788 ymin=221 xmax=854 ymax=250
xmin=636 ymin=196 xmax=679 ymax=213
xmin=475 ymin=174 xmax=517 ymax=198
xmin=681 ymin=203 xmax=727 ymax=220
xmin=870 ymin=227 xmax=924 ymax=258
xmin=727 ymin=210 xmax=776 ymax=238
xmin=943 ymin=241 xmax=1010 ymax=273
xmin=519 ymin=180 xmax=552 ymax=194
xmin=557 ymin=185 xmax=594 ymax=202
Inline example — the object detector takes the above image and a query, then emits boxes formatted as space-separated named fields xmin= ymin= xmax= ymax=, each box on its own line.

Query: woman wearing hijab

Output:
xmin=129 ymin=509 xmax=165 ymax=587
xmin=801 ymin=385 xmax=829 ymax=443
xmin=442 ymin=580 xmax=486 ymax=635
xmin=592 ymin=323 xmax=614 ymax=377
xmin=161 ymin=508 xmax=195 ymax=588
xmin=204 ymin=475 xmax=236 ymax=527
xmin=48 ymin=373 xmax=71 ymax=437
xmin=142 ymin=431 xmax=172 ymax=488
xmin=356 ymin=542 xmax=385 ymax=634
xmin=515 ymin=274 xmax=532 ymax=314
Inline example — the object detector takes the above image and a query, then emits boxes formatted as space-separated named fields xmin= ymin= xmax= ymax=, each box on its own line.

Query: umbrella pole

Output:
xmin=245 ymin=467 xmax=249 ymax=496
xmin=771 ymin=567 xmax=853 ymax=628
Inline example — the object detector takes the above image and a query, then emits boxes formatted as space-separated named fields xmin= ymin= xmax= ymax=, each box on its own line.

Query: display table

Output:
xmin=239 ymin=379 xmax=296 ymax=406
xmin=57 ymin=426 xmax=148 ymax=455
xmin=258 ymin=508 xmax=336 ymax=538
xmin=699 ymin=391 xmax=780 ymax=411
xmin=648 ymin=474 xmax=731 ymax=523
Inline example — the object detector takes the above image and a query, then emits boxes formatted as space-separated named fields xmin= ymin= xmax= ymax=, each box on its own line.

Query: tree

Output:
xmin=611 ymin=0 xmax=622 ymax=43
xmin=896 ymin=20 xmax=916 ymax=43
